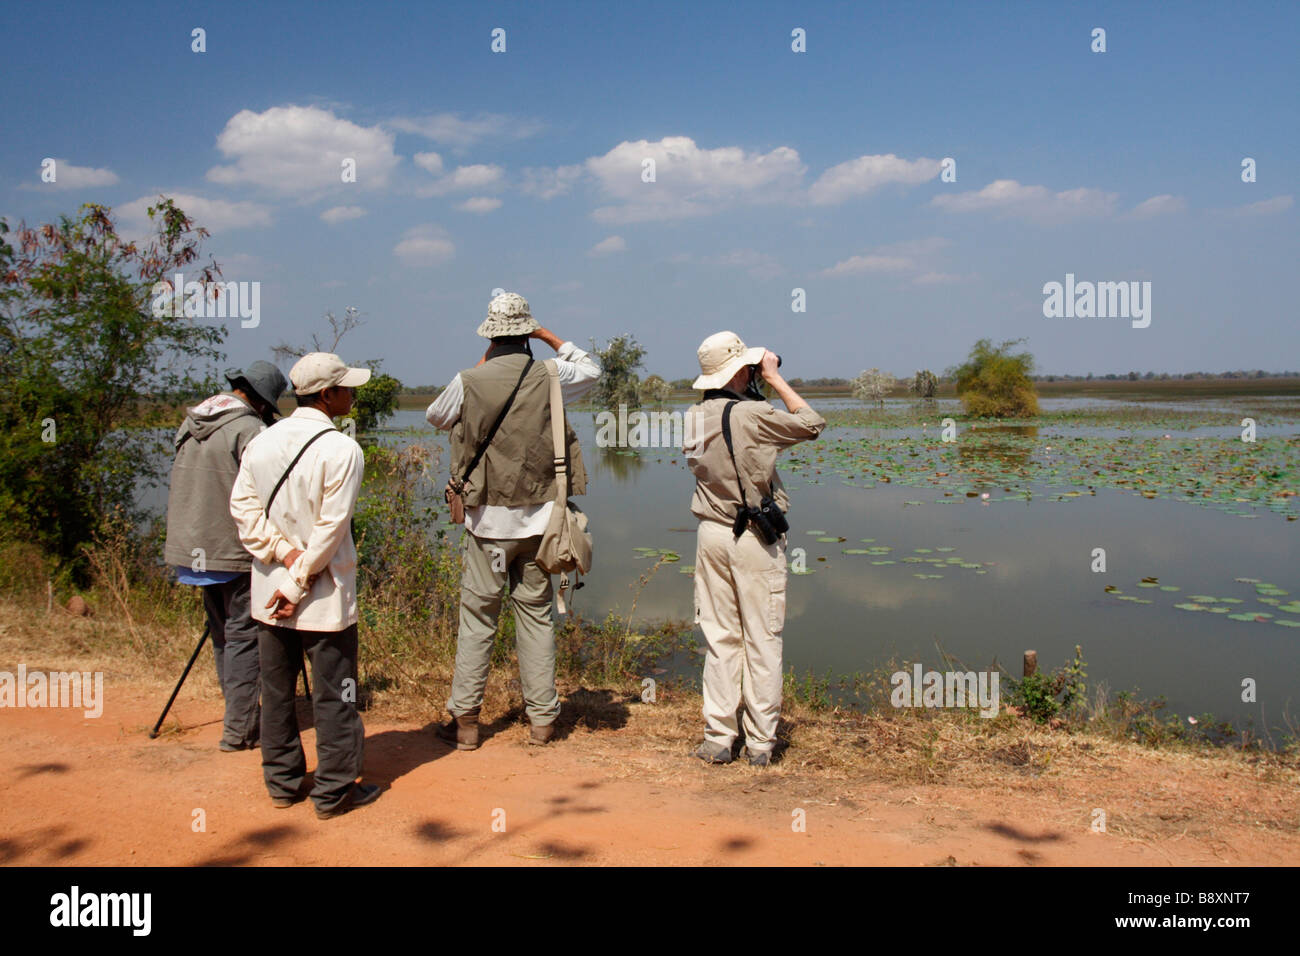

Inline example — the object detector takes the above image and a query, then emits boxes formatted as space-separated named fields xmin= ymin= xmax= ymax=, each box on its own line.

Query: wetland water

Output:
xmin=382 ymin=396 xmax=1298 ymax=733
xmin=145 ymin=394 xmax=1297 ymax=734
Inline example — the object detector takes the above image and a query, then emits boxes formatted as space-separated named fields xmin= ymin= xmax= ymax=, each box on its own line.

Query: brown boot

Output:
xmin=529 ymin=722 xmax=555 ymax=746
xmin=436 ymin=708 xmax=480 ymax=750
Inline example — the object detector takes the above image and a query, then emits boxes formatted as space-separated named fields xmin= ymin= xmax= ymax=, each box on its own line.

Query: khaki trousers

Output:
xmin=693 ymin=519 xmax=787 ymax=754
xmin=447 ymin=532 xmax=560 ymax=726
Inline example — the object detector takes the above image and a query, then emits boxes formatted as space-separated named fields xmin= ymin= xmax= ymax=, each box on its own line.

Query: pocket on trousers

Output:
xmin=766 ymin=567 xmax=787 ymax=633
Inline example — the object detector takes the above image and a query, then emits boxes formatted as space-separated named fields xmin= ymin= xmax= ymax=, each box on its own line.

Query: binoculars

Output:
xmin=732 ymin=494 xmax=791 ymax=545
xmin=743 ymin=353 xmax=782 ymax=401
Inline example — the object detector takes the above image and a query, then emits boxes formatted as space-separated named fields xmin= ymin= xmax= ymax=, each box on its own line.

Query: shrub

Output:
xmin=947 ymin=338 xmax=1040 ymax=418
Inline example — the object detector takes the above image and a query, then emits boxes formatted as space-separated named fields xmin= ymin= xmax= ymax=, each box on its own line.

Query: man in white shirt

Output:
xmin=229 ymin=352 xmax=380 ymax=820
xmin=426 ymin=292 xmax=601 ymax=749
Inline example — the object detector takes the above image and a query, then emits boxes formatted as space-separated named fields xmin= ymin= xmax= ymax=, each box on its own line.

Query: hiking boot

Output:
xmin=746 ymin=748 xmax=772 ymax=768
xmin=692 ymin=741 xmax=733 ymax=765
xmin=315 ymin=782 xmax=382 ymax=821
xmin=219 ymin=738 xmax=258 ymax=752
xmin=529 ymin=722 xmax=555 ymax=746
xmin=271 ymin=793 xmax=305 ymax=809
xmin=436 ymin=708 xmax=480 ymax=750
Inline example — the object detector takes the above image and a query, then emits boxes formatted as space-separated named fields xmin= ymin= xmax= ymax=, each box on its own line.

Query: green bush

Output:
xmin=948 ymin=338 xmax=1040 ymax=418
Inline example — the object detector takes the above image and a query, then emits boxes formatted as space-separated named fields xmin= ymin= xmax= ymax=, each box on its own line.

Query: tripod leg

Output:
xmin=149 ymin=624 xmax=211 ymax=738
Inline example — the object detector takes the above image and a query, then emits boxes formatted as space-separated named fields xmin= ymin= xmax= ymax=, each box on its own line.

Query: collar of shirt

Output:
xmin=289 ymin=406 xmax=335 ymax=426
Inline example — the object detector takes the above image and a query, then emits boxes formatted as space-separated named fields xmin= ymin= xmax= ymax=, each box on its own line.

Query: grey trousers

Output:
xmin=259 ymin=623 xmax=364 ymax=811
xmin=201 ymin=575 xmax=261 ymax=748
xmin=447 ymin=532 xmax=560 ymax=726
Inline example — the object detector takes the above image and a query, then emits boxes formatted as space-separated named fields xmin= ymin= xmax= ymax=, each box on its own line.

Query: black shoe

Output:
xmin=271 ymin=792 xmax=305 ymax=809
xmin=315 ymin=782 xmax=382 ymax=820
xmin=220 ymin=739 xmax=258 ymax=752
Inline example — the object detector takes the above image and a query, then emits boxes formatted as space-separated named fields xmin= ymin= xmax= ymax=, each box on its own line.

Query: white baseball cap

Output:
xmin=289 ymin=352 xmax=372 ymax=395
xmin=692 ymin=331 xmax=765 ymax=390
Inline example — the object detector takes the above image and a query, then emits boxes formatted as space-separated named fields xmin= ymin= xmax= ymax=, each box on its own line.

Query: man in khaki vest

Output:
xmin=683 ymin=332 xmax=825 ymax=767
xmin=426 ymin=292 xmax=601 ymax=748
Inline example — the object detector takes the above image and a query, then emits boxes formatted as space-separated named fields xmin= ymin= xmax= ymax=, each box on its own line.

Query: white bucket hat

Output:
xmin=476 ymin=291 xmax=541 ymax=338
xmin=289 ymin=352 xmax=372 ymax=395
xmin=692 ymin=331 xmax=766 ymax=390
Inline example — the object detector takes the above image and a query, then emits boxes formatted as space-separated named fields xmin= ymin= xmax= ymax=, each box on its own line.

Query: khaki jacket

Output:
xmin=449 ymin=352 xmax=588 ymax=508
xmin=684 ymin=394 xmax=826 ymax=525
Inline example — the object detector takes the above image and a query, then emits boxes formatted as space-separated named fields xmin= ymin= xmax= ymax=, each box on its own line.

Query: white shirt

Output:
xmin=229 ymin=407 xmax=365 ymax=631
xmin=426 ymin=341 xmax=601 ymax=538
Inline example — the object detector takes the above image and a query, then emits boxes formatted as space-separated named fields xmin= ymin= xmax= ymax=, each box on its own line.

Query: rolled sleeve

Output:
xmin=426 ymin=375 xmax=464 ymax=431
xmin=751 ymin=403 xmax=826 ymax=448
xmin=556 ymin=341 xmax=602 ymax=404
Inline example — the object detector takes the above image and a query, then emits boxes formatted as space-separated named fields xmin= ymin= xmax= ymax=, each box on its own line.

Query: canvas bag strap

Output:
xmin=544 ymin=359 xmax=577 ymax=613
xmin=266 ymin=427 xmax=336 ymax=512
xmin=459 ymin=356 xmax=534 ymax=486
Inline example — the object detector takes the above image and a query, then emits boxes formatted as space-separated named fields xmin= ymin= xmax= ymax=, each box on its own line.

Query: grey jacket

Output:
xmin=164 ymin=393 xmax=267 ymax=573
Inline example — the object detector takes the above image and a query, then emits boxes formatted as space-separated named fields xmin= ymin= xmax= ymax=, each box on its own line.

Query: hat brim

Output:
xmin=337 ymin=367 xmax=372 ymax=388
xmin=692 ymin=346 xmax=765 ymax=389
xmin=476 ymin=315 xmax=540 ymax=338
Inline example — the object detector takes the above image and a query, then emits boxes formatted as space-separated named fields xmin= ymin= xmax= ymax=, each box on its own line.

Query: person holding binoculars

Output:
xmin=682 ymin=331 xmax=825 ymax=767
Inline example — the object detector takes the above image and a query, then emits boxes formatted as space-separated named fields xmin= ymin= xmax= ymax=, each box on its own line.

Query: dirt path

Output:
xmin=3 ymin=676 xmax=1297 ymax=866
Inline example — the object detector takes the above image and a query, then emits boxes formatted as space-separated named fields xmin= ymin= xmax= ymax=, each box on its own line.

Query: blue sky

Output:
xmin=2 ymin=0 xmax=1296 ymax=385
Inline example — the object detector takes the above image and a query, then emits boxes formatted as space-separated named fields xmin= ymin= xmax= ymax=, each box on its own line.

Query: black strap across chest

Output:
xmin=266 ymin=427 xmax=336 ymax=511
xmin=720 ymin=400 xmax=750 ymax=510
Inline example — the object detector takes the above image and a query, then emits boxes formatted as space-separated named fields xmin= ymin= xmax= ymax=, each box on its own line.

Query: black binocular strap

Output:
xmin=721 ymin=400 xmax=751 ymax=513
xmin=458 ymin=357 xmax=534 ymax=487
xmin=266 ymin=427 xmax=337 ymax=512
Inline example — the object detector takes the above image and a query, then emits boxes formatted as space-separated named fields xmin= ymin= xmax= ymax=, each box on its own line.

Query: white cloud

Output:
xmin=320 ymin=205 xmax=367 ymax=224
xmin=413 ymin=152 xmax=444 ymax=175
xmin=1127 ymin=194 xmax=1187 ymax=219
xmin=821 ymin=254 xmax=913 ymax=277
xmin=1234 ymin=195 xmax=1293 ymax=216
xmin=206 ymin=105 xmax=400 ymax=195
xmin=586 ymin=136 xmax=806 ymax=222
xmin=117 ymin=192 xmax=272 ymax=237
xmin=393 ymin=224 xmax=454 ymax=265
xmin=20 ymin=159 xmax=119 ymax=191
xmin=588 ymin=235 xmax=626 ymax=256
xmin=417 ymin=163 xmax=505 ymax=198
xmin=457 ymin=197 xmax=502 ymax=214
xmin=931 ymin=179 xmax=1118 ymax=221
xmin=821 ymin=236 xmax=954 ymax=280
xmin=519 ymin=165 xmax=585 ymax=200
xmin=808 ymin=154 xmax=941 ymax=205
xmin=389 ymin=112 xmax=543 ymax=148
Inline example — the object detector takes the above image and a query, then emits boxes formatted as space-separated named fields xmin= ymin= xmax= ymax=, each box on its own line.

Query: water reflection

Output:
xmin=959 ymin=425 xmax=1038 ymax=469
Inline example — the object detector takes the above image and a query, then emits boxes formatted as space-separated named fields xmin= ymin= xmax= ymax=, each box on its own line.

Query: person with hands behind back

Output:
xmin=229 ymin=352 xmax=380 ymax=820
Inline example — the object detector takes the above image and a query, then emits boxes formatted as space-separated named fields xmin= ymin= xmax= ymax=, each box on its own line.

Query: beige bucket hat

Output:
xmin=692 ymin=331 xmax=766 ymax=389
xmin=476 ymin=291 xmax=541 ymax=338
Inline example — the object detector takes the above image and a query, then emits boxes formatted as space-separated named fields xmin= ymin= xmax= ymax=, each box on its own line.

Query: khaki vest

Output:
xmin=450 ymin=352 xmax=588 ymax=507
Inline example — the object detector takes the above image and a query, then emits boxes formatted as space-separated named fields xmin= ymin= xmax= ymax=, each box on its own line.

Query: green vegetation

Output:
xmin=0 ymin=202 xmax=224 ymax=572
xmin=948 ymin=337 xmax=1040 ymax=418
xmin=589 ymin=333 xmax=646 ymax=410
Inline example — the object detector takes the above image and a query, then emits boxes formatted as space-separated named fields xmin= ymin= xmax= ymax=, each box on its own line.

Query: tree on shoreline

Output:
xmin=0 ymin=201 xmax=225 ymax=570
